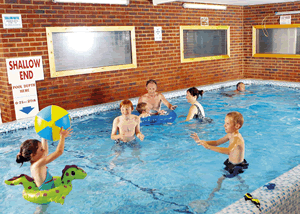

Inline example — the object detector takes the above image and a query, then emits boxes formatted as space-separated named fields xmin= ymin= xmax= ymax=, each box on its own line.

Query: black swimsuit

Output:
xmin=223 ymin=159 xmax=249 ymax=178
xmin=193 ymin=104 xmax=204 ymax=119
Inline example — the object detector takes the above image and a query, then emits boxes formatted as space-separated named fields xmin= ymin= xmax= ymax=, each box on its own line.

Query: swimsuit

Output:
xmin=193 ymin=103 xmax=205 ymax=119
xmin=112 ymin=139 xmax=141 ymax=153
xmin=223 ymin=158 xmax=249 ymax=178
xmin=38 ymin=168 xmax=55 ymax=205
xmin=38 ymin=168 xmax=55 ymax=191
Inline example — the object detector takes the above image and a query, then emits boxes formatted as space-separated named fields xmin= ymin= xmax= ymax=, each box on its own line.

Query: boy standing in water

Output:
xmin=189 ymin=112 xmax=248 ymax=212
xmin=110 ymin=100 xmax=144 ymax=167
xmin=111 ymin=99 xmax=144 ymax=143
xmin=191 ymin=111 xmax=248 ymax=178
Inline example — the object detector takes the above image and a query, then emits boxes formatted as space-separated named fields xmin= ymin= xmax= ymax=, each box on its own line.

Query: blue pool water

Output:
xmin=1 ymin=84 xmax=300 ymax=214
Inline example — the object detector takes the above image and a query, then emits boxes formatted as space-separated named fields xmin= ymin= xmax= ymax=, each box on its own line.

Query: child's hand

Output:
xmin=60 ymin=127 xmax=72 ymax=138
xmin=170 ymin=105 xmax=177 ymax=110
xmin=190 ymin=132 xmax=200 ymax=142
xmin=158 ymin=110 xmax=166 ymax=115
xmin=137 ymin=133 xmax=144 ymax=141
xmin=199 ymin=141 xmax=210 ymax=149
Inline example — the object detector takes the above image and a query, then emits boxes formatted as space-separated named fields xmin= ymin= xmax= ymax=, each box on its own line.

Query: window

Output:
xmin=180 ymin=26 xmax=230 ymax=63
xmin=46 ymin=26 xmax=137 ymax=77
xmin=253 ymin=24 xmax=300 ymax=58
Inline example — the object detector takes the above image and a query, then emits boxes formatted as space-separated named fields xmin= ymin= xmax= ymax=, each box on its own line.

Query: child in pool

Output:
xmin=111 ymin=100 xmax=144 ymax=143
xmin=16 ymin=128 xmax=72 ymax=190
xmin=191 ymin=111 xmax=248 ymax=177
xmin=136 ymin=102 xmax=166 ymax=118
xmin=110 ymin=100 xmax=145 ymax=168
xmin=189 ymin=112 xmax=248 ymax=212
xmin=16 ymin=127 xmax=72 ymax=213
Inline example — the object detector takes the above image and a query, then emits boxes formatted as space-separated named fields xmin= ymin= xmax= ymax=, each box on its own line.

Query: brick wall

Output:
xmin=243 ymin=2 xmax=300 ymax=80
xmin=1 ymin=0 xmax=244 ymax=123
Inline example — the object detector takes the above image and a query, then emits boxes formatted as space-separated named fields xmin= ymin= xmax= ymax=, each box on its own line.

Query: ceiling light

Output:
xmin=52 ymin=0 xmax=129 ymax=5
xmin=275 ymin=11 xmax=300 ymax=15
xmin=183 ymin=3 xmax=226 ymax=10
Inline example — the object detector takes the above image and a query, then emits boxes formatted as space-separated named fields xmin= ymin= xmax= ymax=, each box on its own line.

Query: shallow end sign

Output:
xmin=6 ymin=56 xmax=44 ymax=85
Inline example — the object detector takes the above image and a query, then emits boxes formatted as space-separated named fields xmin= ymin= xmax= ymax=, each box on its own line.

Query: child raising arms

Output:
xmin=190 ymin=111 xmax=248 ymax=171
xmin=188 ymin=112 xmax=248 ymax=212
xmin=16 ymin=128 xmax=72 ymax=190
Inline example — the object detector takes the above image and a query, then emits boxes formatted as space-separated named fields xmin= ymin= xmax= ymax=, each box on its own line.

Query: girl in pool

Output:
xmin=184 ymin=87 xmax=205 ymax=121
xmin=16 ymin=127 xmax=72 ymax=213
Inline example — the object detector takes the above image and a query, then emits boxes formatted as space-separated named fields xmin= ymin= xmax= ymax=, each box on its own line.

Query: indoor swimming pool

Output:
xmin=1 ymin=82 xmax=300 ymax=213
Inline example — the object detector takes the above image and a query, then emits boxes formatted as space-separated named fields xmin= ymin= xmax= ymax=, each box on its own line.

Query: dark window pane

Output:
xmin=183 ymin=30 xmax=227 ymax=59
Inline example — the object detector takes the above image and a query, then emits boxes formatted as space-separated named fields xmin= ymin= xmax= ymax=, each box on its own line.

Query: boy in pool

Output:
xmin=136 ymin=102 xmax=166 ymax=118
xmin=191 ymin=111 xmax=248 ymax=178
xmin=138 ymin=79 xmax=177 ymax=113
xmin=110 ymin=100 xmax=144 ymax=167
xmin=189 ymin=112 xmax=248 ymax=212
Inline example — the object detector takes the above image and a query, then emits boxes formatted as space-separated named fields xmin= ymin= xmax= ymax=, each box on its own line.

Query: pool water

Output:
xmin=1 ymin=84 xmax=300 ymax=214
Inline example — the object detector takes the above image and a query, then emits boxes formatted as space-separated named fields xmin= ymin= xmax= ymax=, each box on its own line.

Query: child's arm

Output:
xmin=34 ymin=127 xmax=72 ymax=168
xmin=135 ymin=117 xmax=144 ymax=141
xmin=160 ymin=94 xmax=177 ymax=110
xmin=41 ymin=138 xmax=48 ymax=156
xmin=190 ymin=133 xmax=229 ymax=146
xmin=201 ymin=136 xmax=241 ymax=155
xmin=111 ymin=118 xmax=122 ymax=140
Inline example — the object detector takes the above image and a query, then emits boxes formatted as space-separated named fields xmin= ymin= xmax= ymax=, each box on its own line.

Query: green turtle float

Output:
xmin=4 ymin=165 xmax=87 ymax=205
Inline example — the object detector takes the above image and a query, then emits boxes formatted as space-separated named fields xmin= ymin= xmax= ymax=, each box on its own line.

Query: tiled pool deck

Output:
xmin=1 ymin=79 xmax=300 ymax=213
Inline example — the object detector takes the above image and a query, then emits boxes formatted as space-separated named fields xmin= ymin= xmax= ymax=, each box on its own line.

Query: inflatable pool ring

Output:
xmin=133 ymin=110 xmax=177 ymax=126
xmin=35 ymin=105 xmax=71 ymax=141
xmin=4 ymin=165 xmax=86 ymax=205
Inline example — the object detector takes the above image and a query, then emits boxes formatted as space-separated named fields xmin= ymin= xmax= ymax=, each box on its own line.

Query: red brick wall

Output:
xmin=243 ymin=2 xmax=300 ymax=80
xmin=0 ymin=0 xmax=244 ymax=123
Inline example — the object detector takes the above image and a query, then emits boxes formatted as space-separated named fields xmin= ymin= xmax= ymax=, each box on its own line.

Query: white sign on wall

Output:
xmin=2 ymin=14 xmax=22 ymax=29
xmin=154 ymin=27 xmax=162 ymax=41
xmin=201 ymin=17 xmax=209 ymax=26
xmin=280 ymin=15 xmax=291 ymax=25
xmin=6 ymin=56 xmax=44 ymax=85
xmin=12 ymin=82 xmax=39 ymax=120
xmin=14 ymin=95 xmax=39 ymax=120
xmin=6 ymin=56 xmax=44 ymax=120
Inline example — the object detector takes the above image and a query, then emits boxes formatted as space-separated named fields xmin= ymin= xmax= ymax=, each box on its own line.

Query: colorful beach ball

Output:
xmin=35 ymin=105 xmax=71 ymax=141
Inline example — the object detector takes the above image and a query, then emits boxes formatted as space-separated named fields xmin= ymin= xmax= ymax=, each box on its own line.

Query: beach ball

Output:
xmin=35 ymin=105 xmax=71 ymax=141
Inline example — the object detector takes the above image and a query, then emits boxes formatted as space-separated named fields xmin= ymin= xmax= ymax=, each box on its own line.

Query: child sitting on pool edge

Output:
xmin=136 ymin=102 xmax=166 ymax=118
xmin=110 ymin=100 xmax=145 ymax=167
xmin=190 ymin=111 xmax=248 ymax=178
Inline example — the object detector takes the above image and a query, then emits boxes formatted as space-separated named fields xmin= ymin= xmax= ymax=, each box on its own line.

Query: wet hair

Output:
xmin=16 ymin=139 xmax=40 ymax=167
xmin=236 ymin=82 xmax=244 ymax=89
xmin=146 ymin=79 xmax=157 ymax=86
xmin=187 ymin=87 xmax=204 ymax=99
xmin=120 ymin=99 xmax=134 ymax=110
xmin=226 ymin=112 xmax=244 ymax=128
xmin=136 ymin=102 xmax=147 ymax=114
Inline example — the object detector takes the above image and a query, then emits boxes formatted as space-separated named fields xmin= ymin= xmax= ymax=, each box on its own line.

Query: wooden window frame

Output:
xmin=180 ymin=25 xmax=230 ymax=63
xmin=253 ymin=24 xmax=300 ymax=58
xmin=46 ymin=26 xmax=137 ymax=77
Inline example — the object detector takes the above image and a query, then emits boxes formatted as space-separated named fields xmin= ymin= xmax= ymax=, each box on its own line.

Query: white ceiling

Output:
xmin=153 ymin=0 xmax=300 ymax=6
